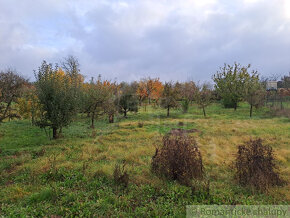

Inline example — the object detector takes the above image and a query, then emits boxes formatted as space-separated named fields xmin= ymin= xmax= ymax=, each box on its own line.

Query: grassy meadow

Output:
xmin=0 ymin=103 xmax=289 ymax=217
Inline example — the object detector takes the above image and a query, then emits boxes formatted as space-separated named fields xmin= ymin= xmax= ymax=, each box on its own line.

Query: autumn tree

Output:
xmin=213 ymin=63 xmax=253 ymax=110
xmin=160 ymin=82 xmax=179 ymax=117
xmin=0 ymin=69 xmax=27 ymax=123
xmin=136 ymin=80 xmax=147 ymax=106
xmin=150 ymin=78 xmax=163 ymax=106
xmin=17 ymin=83 xmax=42 ymax=124
xmin=35 ymin=59 xmax=82 ymax=139
xmin=137 ymin=77 xmax=163 ymax=107
xmin=194 ymin=83 xmax=212 ymax=117
xmin=116 ymin=82 xmax=138 ymax=118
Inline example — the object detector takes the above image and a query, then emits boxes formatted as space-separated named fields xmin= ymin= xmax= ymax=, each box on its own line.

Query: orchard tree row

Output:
xmin=1 ymin=57 xmax=290 ymax=139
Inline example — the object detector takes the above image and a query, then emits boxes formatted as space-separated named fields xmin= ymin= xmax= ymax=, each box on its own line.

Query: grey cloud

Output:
xmin=0 ymin=0 xmax=289 ymax=82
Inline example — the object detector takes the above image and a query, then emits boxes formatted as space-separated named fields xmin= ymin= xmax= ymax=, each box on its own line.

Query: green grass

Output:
xmin=0 ymin=103 xmax=289 ymax=217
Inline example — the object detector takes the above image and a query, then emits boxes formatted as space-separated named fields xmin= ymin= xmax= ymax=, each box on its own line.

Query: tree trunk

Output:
xmin=202 ymin=106 xmax=206 ymax=117
xmin=52 ymin=127 xmax=58 ymax=139
xmin=167 ymin=106 xmax=170 ymax=117
xmin=31 ymin=112 xmax=35 ymax=125
xmin=91 ymin=104 xmax=98 ymax=128
xmin=91 ymin=111 xmax=95 ymax=128
xmin=0 ymin=99 xmax=12 ymax=122
xmin=250 ymin=104 xmax=253 ymax=117
xmin=124 ymin=110 xmax=127 ymax=118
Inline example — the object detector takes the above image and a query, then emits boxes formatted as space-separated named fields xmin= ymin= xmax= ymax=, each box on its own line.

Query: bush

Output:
xmin=137 ymin=122 xmax=144 ymax=128
xmin=113 ymin=161 xmax=129 ymax=188
xmin=222 ymin=96 xmax=237 ymax=108
xmin=234 ymin=138 xmax=284 ymax=191
xmin=152 ymin=130 xmax=203 ymax=185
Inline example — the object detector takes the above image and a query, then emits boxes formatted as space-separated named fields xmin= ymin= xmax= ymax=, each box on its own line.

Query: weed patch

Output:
xmin=152 ymin=130 xmax=203 ymax=185
xmin=234 ymin=138 xmax=285 ymax=192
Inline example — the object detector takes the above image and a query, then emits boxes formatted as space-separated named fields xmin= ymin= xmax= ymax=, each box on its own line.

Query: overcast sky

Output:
xmin=0 ymin=0 xmax=289 ymax=82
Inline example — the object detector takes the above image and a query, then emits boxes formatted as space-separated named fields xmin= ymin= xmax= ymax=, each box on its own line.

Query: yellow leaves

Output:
xmin=57 ymin=68 xmax=65 ymax=77
xmin=17 ymin=86 xmax=42 ymax=120
xmin=17 ymin=97 xmax=30 ymax=119
xmin=137 ymin=81 xmax=148 ymax=99
xmin=45 ymin=68 xmax=74 ymax=86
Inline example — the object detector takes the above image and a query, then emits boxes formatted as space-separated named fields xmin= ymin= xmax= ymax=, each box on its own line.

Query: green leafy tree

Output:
xmin=213 ymin=63 xmax=252 ymax=110
xmin=35 ymin=59 xmax=82 ymax=139
xmin=116 ymin=82 xmax=138 ymax=118
xmin=160 ymin=82 xmax=179 ymax=117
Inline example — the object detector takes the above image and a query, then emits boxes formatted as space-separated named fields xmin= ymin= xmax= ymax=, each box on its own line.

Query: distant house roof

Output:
xmin=266 ymin=81 xmax=277 ymax=90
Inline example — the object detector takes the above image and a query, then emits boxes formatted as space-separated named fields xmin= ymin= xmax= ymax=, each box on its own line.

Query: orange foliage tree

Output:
xmin=137 ymin=77 xmax=163 ymax=107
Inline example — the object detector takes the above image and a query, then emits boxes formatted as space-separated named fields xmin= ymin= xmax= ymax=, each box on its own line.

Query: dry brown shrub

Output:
xmin=91 ymin=130 xmax=97 ymax=138
xmin=152 ymin=130 xmax=203 ymax=185
xmin=178 ymin=121 xmax=184 ymax=126
xmin=137 ymin=122 xmax=144 ymax=128
xmin=234 ymin=138 xmax=285 ymax=192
